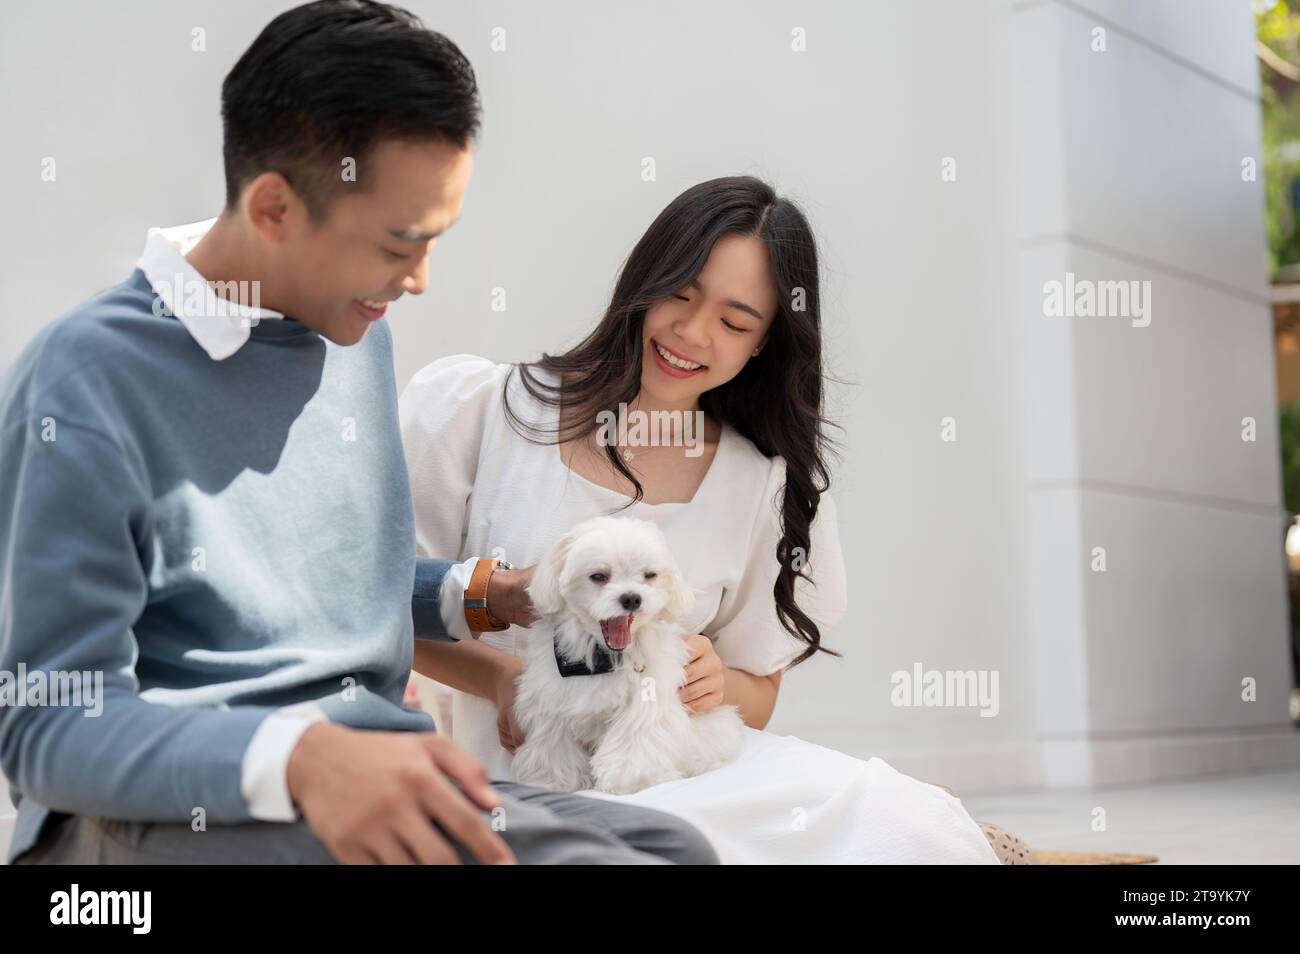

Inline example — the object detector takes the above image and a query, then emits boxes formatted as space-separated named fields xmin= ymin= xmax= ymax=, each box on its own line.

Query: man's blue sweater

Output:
xmin=0 ymin=267 xmax=457 ymax=861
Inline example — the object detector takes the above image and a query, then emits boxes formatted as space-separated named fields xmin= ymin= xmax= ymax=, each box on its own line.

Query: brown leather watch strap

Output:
xmin=464 ymin=557 xmax=511 ymax=634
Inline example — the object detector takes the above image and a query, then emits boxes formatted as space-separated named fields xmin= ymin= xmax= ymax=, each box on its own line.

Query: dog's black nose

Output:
xmin=619 ymin=592 xmax=642 ymax=612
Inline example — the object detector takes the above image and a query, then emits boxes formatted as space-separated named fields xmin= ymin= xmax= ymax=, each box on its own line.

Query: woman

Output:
xmin=399 ymin=176 xmax=1006 ymax=864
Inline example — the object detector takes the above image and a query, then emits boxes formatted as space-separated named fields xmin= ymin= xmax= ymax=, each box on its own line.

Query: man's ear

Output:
xmin=528 ymin=527 xmax=580 ymax=617
xmin=241 ymin=171 xmax=296 ymax=241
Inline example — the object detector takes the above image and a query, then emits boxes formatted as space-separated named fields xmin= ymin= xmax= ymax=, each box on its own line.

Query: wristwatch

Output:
xmin=464 ymin=557 xmax=513 ymax=636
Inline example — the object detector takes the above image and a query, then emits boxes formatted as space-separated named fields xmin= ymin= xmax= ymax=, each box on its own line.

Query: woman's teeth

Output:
xmin=356 ymin=298 xmax=387 ymax=309
xmin=654 ymin=341 xmax=704 ymax=371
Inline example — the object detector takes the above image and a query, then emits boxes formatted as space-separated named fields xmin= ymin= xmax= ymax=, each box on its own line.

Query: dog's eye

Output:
xmin=589 ymin=572 xmax=609 ymax=584
xmin=643 ymin=571 xmax=658 ymax=580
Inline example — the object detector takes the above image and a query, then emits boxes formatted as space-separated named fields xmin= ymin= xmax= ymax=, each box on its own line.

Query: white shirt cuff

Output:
xmin=440 ymin=556 xmax=478 ymax=640
xmin=241 ymin=701 xmax=330 ymax=822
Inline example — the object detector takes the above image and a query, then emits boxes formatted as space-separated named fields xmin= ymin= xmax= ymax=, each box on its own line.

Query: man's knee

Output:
xmin=634 ymin=810 xmax=720 ymax=865
xmin=483 ymin=785 xmax=720 ymax=864
xmin=670 ymin=820 xmax=721 ymax=865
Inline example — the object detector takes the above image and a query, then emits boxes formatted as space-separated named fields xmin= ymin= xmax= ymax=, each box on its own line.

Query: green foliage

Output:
xmin=1258 ymin=1 xmax=1300 ymax=272
xmin=1279 ymin=402 xmax=1300 ymax=515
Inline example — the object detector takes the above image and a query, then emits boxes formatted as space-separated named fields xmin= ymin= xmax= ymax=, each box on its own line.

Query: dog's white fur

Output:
xmin=511 ymin=516 xmax=745 ymax=794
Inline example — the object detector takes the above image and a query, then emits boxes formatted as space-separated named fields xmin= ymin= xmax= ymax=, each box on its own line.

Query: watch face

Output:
xmin=498 ymin=560 xmax=514 ymax=570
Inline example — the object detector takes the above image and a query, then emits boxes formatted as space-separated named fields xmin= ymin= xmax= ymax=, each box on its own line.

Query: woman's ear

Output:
xmin=528 ymin=528 xmax=578 ymax=617
xmin=662 ymin=564 xmax=696 ymax=622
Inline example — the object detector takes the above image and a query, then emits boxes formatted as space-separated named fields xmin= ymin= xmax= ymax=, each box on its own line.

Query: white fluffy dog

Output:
xmin=510 ymin=516 xmax=744 ymax=795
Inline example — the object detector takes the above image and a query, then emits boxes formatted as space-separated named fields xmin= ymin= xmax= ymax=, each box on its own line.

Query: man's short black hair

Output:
xmin=221 ymin=0 xmax=481 ymax=221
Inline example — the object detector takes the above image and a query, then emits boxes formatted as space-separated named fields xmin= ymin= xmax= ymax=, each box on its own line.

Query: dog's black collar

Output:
xmin=553 ymin=626 xmax=620 ymax=677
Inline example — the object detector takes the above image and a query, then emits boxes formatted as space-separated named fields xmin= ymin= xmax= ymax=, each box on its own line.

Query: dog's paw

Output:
xmin=514 ymin=754 xmax=591 ymax=793
xmin=677 ymin=705 xmax=745 ymax=775
xmin=514 ymin=769 xmax=581 ymax=792
xmin=595 ymin=767 xmax=681 ymax=795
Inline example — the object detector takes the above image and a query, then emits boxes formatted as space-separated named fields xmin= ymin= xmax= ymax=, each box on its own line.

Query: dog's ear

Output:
xmin=661 ymin=564 xmax=696 ymax=622
xmin=528 ymin=527 xmax=580 ymax=617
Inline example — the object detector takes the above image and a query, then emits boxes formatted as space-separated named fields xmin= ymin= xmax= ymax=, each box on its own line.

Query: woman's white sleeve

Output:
xmin=709 ymin=457 xmax=848 ymax=676
xmin=398 ymin=353 xmax=508 ymax=561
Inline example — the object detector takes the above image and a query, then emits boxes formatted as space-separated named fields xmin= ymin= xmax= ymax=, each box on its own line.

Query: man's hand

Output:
xmin=494 ymin=656 xmax=526 ymax=753
xmin=679 ymin=634 xmax=726 ymax=713
xmin=286 ymin=723 xmax=516 ymax=865
xmin=486 ymin=564 xmax=537 ymax=629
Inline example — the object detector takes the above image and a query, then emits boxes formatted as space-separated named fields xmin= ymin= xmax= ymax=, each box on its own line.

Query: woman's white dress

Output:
xmin=399 ymin=354 xmax=999 ymax=864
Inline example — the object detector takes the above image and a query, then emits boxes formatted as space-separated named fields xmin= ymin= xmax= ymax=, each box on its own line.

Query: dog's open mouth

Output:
xmin=599 ymin=613 xmax=635 ymax=651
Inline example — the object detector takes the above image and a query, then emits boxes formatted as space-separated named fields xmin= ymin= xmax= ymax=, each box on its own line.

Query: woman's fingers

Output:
xmin=681 ymin=633 xmax=710 ymax=659
xmin=680 ymin=677 xmax=724 ymax=711
xmin=683 ymin=657 xmax=717 ymax=685
xmin=680 ymin=662 xmax=724 ymax=699
xmin=679 ymin=679 xmax=709 ymax=703
xmin=682 ymin=638 xmax=722 ymax=681
xmin=679 ymin=634 xmax=724 ymax=710
xmin=508 ymin=713 xmax=526 ymax=746
xmin=497 ymin=710 xmax=522 ymax=752
xmin=685 ymin=691 xmax=724 ymax=712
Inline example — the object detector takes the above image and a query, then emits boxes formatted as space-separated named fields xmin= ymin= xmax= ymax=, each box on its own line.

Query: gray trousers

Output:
xmin=13 ymin=781 xmax=718 ymax=865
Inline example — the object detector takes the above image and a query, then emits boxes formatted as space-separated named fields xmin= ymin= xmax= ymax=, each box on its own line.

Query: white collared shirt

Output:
xmin=134 ymin=219 xmax=475 ymax=824
xmin=135 ymin=218 xmax=287 ymax=360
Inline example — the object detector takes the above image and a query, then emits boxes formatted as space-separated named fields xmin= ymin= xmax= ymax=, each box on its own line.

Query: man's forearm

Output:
xmin=412 ymin=559 xmax=536 ymax=642
xmin=0 ymin=689 xmax=275 ymax=823
xmin=412 ymin=557 xmax=462 ymax=641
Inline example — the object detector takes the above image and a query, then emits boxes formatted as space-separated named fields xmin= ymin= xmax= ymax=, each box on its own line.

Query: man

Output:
xmin=0 ymin=0 xmax=717 ymax=865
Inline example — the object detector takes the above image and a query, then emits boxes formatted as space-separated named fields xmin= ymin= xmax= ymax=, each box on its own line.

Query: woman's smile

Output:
xmin=649 ymin=338 xmax=708 ymax=378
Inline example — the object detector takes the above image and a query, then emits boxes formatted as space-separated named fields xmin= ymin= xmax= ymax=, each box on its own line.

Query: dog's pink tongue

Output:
xmin=601 ymin=614 xmax=634 ymax=650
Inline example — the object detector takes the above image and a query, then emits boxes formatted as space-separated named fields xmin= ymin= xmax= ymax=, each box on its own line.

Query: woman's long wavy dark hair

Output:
xmin=503 ymin=175 xmax=841 ymax=667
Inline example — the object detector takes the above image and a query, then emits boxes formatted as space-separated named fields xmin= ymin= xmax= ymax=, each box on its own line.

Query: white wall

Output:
xmin=997 ymin=0 xmax=1299 ymax=791
xmin=0 ymin=2 xmax=1295 ymax=861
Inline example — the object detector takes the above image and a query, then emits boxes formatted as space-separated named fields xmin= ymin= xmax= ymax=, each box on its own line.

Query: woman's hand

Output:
xmin=679 ymin=634 xmax=726 ymax=713
xmin=494 ymin=656 xmax=526 ymax=753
